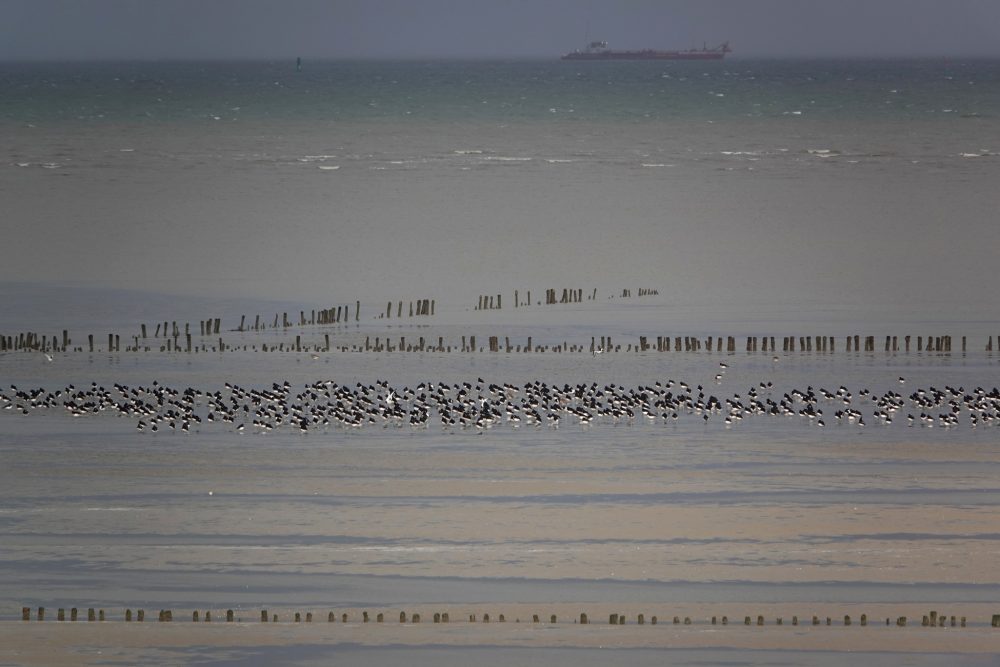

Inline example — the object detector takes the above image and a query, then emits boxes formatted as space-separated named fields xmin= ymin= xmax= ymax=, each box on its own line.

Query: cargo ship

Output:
xmin=561 ymin=40 xmax=731 ymax=61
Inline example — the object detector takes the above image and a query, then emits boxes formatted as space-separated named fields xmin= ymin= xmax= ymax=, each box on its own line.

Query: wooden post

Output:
xmin=261 ymin=610 xmax=268 ymax=622
xmin=22 ymin=607 xmax=29 ymax=621
xmin=580 ymin=613 xmax=588 ymax=624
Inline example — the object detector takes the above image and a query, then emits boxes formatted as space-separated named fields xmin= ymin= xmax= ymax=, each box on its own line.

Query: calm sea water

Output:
xmin=3 ymin=59 xmax=999 ymax=124
xmin=1 ymin=59 xmax=999 ymax=309
xmin=2 ymin=60 xmax=999 ymax=664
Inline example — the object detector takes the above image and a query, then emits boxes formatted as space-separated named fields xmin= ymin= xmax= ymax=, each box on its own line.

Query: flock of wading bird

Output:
xmin=3 ymin=290 xmax=1000 ymax=433
xmin=4 ymin=364 xmax=1000 ymax=433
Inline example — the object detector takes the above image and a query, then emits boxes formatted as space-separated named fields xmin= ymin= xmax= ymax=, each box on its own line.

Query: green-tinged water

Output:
xmin=2 ymin=59 xmax=999 ymax=123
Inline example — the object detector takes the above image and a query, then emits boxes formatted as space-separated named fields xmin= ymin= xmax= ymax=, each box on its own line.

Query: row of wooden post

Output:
xmin=477 ymin=287 xmax=658 ymax=308
xmin=21 ymin=606 xmax=989 ymax=627
xmin=618 ymin=288 xmax=658 ymax=298
xmin=1 ymin=328 xmax=995 ymax=356
xmin=383 ymin=299 xmax=434 ymax=319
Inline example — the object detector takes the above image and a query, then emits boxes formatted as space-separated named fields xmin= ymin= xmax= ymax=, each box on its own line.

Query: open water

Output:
xmin=2 ymin=59 xmax=1000 ymax=664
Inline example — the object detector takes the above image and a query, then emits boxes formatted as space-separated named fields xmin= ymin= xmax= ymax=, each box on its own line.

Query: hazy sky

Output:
xmin=1 ymin=0 xmax=999 ymax=60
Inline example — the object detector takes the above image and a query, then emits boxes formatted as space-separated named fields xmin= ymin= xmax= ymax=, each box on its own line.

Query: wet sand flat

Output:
xmin=5 ymin=613 xmax=1000 ymax=667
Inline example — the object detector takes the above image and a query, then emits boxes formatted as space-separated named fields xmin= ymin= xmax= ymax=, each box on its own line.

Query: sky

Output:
xmin=1 ymin=0 xmax=999 ymax=60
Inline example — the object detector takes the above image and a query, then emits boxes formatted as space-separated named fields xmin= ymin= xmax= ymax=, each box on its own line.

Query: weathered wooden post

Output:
xmin=227 ymin=609 xmax=234 ymax=622
xmin=261 ymin=610 xmax=268 ymax=622
xmin=22 ymin=607 xmax=30 ymax=621
xmin=193 ymin=611 xmax=200 ymax=622
xmin=580 ymin=613 xmax=588 ymax=624
xmin=377 ymin=613 xmax=384 ymax=622
xmin=88 ymin=608 xmax=96 ymax=622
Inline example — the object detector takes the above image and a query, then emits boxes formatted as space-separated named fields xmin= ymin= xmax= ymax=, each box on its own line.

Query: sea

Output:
xmin=1 ymin=58 xmax=1000 ymax=666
